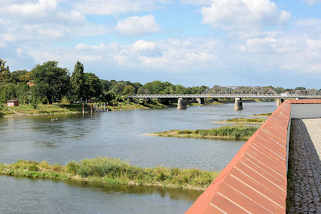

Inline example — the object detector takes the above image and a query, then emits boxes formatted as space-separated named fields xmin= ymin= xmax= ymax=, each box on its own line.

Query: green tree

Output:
xmin=11 ymin=70 xmax=30 ymax=83
xmin=83 ymin=73 xmax=102 ymax=101
xmin=0 ymin=83 xmax=16 ymax=103
xmin=0 ymin=59 xmax=11 ymax=83
xmin=71 ymin=61 xmax=85 ymax=102
xmin=31 ymin=61 xmax=70 ymax=104
xmin=122 ymin=85 xmax=136 ymax=95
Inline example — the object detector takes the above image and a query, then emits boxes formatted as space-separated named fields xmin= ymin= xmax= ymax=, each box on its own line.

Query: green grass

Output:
xmin=108 ymin=102 xmax=167 ymax=111
xmin=0 ymin=158 xmax=218 ymax=191
xmin=0 ymin=102 xmax=168 ymax=116
xmin=223 ymin=118 xmax=266 ymax=124
xmin=152 ymin=126 xmax=258 ymax=141
xmin=252 ymin=113 xmax=272 ymax=117
xmin=0 ymin=104 xmax=83 ymax=116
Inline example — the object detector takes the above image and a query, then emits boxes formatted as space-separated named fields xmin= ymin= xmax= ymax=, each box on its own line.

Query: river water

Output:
xmin=0 ymin=102 xmax=276 ymax=214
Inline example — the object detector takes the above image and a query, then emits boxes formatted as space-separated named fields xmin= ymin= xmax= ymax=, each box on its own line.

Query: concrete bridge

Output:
xmin=129 ymin=94 xmax=321 ymax=110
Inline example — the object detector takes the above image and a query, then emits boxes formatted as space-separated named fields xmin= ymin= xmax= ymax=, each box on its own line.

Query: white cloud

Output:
xmin=240 ymin=36 xmax=302 ymax=54
xmin=116 ymin=15 xmax=160 ymax=35
xmin=3 ymin=0 xmax=57 ymax=16
xmin=180 ymin=0 xmax=212 ymax=5
xmin=238 ymin=33 xmax=321 ymax=73
xmin=303 ymin=0 xmax=321 ymax=5
xmin=24 ymin=38 xmax=218 ymax=72
xmin=132 ymin=40 xmax=157 ymax=51
xmin=201 ymin=0 xmax=291 ymax=31
xmin=0 ymin=0 xmax=107 ymax=43
xmin=73 ymin=0 xmax=170 ymax=15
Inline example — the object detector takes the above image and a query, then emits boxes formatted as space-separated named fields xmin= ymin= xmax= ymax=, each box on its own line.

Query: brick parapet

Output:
xmin=185 ymin=100 xmax=321 ymax=214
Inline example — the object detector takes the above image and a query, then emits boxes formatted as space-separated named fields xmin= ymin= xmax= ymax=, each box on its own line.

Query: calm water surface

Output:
xmin=0 ymin=102 xmax=276 ymax=214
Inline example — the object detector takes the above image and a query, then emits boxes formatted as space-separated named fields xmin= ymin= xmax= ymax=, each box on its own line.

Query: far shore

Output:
xmin=0 ymin=102 xmax=169 ymax=118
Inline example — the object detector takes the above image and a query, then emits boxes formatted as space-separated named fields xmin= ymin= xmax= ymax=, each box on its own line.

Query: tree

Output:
xmin=71 ymin=61 xmax=85 ymax=102
xmin=31 ymin=61 xmax=70 ymax=104
xmin=11 ymin=70 xmax=30 ymax=83
xmin=122 ymin=85 xmax=136 ymax=95
xmin=0 ymin=59 xmax=11 ymax=83
xmin=0 ymin=83 xmax=16 ymax=103
xmin=83 ymin=73 xmax=102 ymax=101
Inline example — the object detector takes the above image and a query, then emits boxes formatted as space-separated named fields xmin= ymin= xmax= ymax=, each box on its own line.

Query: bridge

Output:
xmin=130 ymin=94 xmax=321 ymax=99
xmin=129 ymin=94 xmax=321 ymax=110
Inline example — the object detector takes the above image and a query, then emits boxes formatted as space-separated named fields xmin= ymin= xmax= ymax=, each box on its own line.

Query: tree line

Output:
xmin=1 ymin=58 xmax=319 ymax=107
xmin=0 ymin=59 xmax=209 ymax=106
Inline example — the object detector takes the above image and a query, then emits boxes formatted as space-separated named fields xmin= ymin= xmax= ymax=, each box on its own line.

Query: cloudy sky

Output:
xmin=1 ymin=0 xmax=321 ymax=88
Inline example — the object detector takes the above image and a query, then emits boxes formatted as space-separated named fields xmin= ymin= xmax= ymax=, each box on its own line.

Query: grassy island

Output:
xmin=252 ymin=113 xmax=272 ymax=117
xmin=216 ymin=117 xmax=266 ymax=124
xmin=0 ymin=158 xmax=218 ymax=191
xmin=151 ymin=126 xmax=258 ymax=141
xmin=107 ymin=102 xmax=167 ymax=111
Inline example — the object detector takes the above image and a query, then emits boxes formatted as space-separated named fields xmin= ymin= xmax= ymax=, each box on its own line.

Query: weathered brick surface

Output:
xmin=186 ymin=99 xmax=321 ymax=214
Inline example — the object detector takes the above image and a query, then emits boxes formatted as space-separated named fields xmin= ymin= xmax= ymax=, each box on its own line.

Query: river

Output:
xmin=0 ymin=102 xmax=276 ymax=214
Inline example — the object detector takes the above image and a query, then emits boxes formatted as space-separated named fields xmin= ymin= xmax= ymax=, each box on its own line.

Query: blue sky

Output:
xmin=1 ymin=0 xmax=321 ymax=88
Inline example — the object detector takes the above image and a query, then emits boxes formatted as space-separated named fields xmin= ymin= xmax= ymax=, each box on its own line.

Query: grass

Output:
xmin=220 ymin=117 xmax=266 ymax=124
xmin=0 ymin=104 xmax=83 ymax=116
xmin=108 ymin=102 xmax=167 ymax=111
xmin=0 ymin=101 xmax=168 ymax=116
xmin=252 ymin=113 xmax=272 ymax=117
xmin=0 ymin=158 xmax=218 ymax=191
xmin=151 ymin=126 xmax=258 ymax=141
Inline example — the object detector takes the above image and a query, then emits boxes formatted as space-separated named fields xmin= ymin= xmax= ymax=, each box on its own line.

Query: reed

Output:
xmin=0 ymin=158 xmax=218 ymax=191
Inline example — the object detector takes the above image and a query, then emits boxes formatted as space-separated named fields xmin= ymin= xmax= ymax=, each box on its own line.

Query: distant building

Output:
xmin=295 ymin=90 xmax=307 ymax=95
xmin=281 ymin=92 xmax=290 ymax=97
xmin=27 ymin=81 xmax=35 ymax=87
xmin=7 ymin=100 xmax=19 ymax=107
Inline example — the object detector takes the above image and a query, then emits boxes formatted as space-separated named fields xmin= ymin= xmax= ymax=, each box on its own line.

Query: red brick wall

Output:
xmin=186 ymin=101 xmax=294 ymax=214
xmin=186 ymin=99 xmax=321 ymax=214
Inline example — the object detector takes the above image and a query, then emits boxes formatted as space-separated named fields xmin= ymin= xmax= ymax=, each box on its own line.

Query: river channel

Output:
xmin=0 ymin=102 xmax=276 ymax=214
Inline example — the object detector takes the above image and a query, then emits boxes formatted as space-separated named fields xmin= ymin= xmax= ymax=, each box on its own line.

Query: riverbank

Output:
xmin=0 ymin=157 xmax=218 ymax=191
xmin=0 ymin=102 xmax=168 ymax=117
xmin=0 ymin=104 xmax=82 ymax=117
xmin=150 ymin=126 xmax=258 ymax=141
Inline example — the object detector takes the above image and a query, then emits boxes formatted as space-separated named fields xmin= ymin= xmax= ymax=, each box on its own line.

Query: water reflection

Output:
xmin=65 ymin=181 xmax=202 ymax=202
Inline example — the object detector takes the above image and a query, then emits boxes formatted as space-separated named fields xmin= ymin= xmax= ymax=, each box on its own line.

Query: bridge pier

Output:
xmin=276 ymin=98 xmax=285 ymax=106
xmin=196 ymin=98 xmax=205 ymax=105
xmin=177 ymin=98 xmax=187 ymax=110
xmin=234 ymin=98 xmax=243 ymax=111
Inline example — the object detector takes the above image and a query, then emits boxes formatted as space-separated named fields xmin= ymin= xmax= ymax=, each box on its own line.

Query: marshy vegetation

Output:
xmin=252 ymin=112 xmax=272 ymax=117
xmin=0 ymin=103 xmax=83 ymax=116
xmin=151 ymin=126 xmax=258 ymax=141
xmin=0 ymin=157 xmax=218 ymax=191
xmin=217 ymin=117 xmax=266 ymax=124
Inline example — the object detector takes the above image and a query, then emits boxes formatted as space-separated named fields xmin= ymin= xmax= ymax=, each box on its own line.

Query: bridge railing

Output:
xmin=129 ymin=94 xmax=321 ymax=99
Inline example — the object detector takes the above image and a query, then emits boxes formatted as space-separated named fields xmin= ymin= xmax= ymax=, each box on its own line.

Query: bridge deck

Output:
xmin=287 ymin=119 xmax=321 ymax=213
xmin=130 ymin=94 xmax=321 ymax=99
